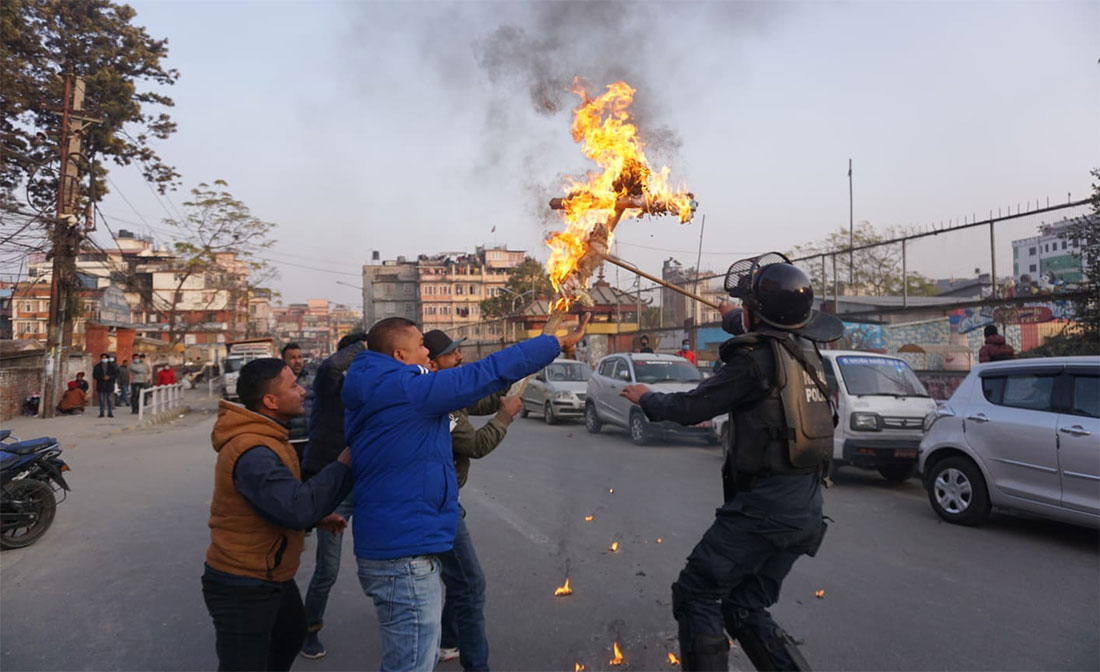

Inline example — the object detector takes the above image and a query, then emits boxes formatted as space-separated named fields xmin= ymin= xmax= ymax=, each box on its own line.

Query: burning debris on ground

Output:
xmin=554 ymin=577 xmax=573 ymax=596
xmin=609 ymin=641 xmax=624 ymax=666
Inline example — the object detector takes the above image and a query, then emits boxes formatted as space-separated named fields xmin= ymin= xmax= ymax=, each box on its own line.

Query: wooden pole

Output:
xmin=601 ymin=254 xmax=722 ymax=310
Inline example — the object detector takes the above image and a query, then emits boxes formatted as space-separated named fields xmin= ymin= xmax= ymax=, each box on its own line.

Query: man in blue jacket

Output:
xmin=342 ymin=315 xmax=588 ymax=672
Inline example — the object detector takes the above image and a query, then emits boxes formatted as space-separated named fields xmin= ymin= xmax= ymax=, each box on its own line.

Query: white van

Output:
xmin=820 ymin=350 xmax=938 ymax=482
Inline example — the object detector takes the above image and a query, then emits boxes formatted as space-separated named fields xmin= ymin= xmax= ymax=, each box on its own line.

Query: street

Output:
xmin=1 ymin=409 xmax=1097 ymax=672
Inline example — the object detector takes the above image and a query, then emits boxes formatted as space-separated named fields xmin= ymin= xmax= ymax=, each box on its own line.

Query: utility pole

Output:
xmin=848 ymin=159 xmax=854 ymax=293
xmin=42 ymin=74 xmax=85 ymax=419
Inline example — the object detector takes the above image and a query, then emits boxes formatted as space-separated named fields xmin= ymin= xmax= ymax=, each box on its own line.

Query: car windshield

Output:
xmin=223 ymin=357 xmax=244 ymax=373
xmin=546 ymin=362 xmax=592 ymax=382
xmin=836 ymin=356 xmax=928 ymax=397
xmin=632 ymin=360 xmax=702 ymax=384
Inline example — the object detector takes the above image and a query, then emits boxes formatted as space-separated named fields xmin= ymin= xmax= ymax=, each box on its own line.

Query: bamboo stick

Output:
xmin=601 ymin=254 xmax=722 ymax=310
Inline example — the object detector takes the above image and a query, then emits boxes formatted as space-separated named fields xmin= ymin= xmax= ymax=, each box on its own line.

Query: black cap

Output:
xmin=423 ymin=330 xmax=465 ymax=360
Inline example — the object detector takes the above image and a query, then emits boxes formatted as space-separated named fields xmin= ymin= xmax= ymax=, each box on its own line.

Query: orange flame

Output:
xmin=668 ymin=652 xmax=681 ymax=665
xmin=609 ymin=540 xmax=619 ymax=552
xmin=609 ymin=641 xmax=624 ymax=666
xmin=545 ymin=79 xmax=693 ymax=311
xmin=815 ymin=589 xmax=825 ymax=599
xmin=584 ymin=515 xmax=594 ymax=522
xmin=656 ymin=537 xmax=663 ymax=544
xmin=554 ymin=577 xmax=573 ymax=596
xmin=575 ymin=664 xmax=585 ymax=672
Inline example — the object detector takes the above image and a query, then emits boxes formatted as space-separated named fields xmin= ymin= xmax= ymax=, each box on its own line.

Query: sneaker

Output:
xmin=439 ymin=647 xmax=460 ymax=662
xmin=300 ymin=631 xmax=326 ymax=659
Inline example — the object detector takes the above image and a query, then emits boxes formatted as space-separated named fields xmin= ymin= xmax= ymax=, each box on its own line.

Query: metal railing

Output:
xmin=138 ymin=383 xmax=185 ymax=422
xmin=207 ymin=374 xmax=224 ymax=398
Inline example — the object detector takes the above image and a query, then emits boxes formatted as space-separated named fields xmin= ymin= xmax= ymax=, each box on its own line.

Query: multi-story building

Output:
xmin=1012 ymin=217 xmax=1092 ymax=284
xmin=661 ymin=258 xmax=725 ymax=327
xmin=417 ymin=246 xmax=525 ymax=337
xmin=362 ymin=253 xmax=420 ymax=328
xmin=330 ymin=303 xmax=363 ymax=347
xmin=247 ymin=288 xmax=276 ymax=338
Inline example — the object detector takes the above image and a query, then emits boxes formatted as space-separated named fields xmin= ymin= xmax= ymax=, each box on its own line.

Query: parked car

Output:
xmin=585 ymin=353 xmax=718 ymax=445
xmin=820 ymin=351 xmax=938 ymax=482
xmin=920 ymin=356 xmax=1099 ymax=528
xmin=521 ymin=358 xmax=593 ymax=424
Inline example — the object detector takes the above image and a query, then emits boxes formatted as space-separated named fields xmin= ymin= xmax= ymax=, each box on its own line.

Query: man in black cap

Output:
xmin=621 ymin=253 xmax=841 ymax=671
xmin=423 ymin=329 xmax=522 ymax=671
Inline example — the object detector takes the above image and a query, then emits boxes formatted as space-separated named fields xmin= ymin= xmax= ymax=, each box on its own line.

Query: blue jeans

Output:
xmin=97 ymin=389 xmax=113 ymax=415
xmin=303 ymin=494 xmax=354 ymax=628
xmin=440 ymin=505 xmax=489 ymax=671
xmin=117 ymin=384 xmax=130 ymax=405
xmin=357 ymin=555 xmax=442 ymax=672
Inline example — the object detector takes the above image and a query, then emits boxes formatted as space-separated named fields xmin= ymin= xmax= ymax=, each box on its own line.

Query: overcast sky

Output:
xmin=88 ymin=0 xmax=1097 ymax=306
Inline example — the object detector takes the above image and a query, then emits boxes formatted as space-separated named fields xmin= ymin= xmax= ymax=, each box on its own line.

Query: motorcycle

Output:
xmin=0 ymin=429 xmax=71 ymax=550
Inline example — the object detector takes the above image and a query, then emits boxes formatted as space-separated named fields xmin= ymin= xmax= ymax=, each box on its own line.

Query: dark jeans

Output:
xmin=201 ymin=574 xmax=306 ymax=671
xmin=303 ymin=494 xmax=354 ymax=628
xmin=673 ymin=505 xmax=827 ymax=671
xmin=439 ymin=504 xmax=489 ymax=671
xmin=97 ymin=389 xmax=113 ymax=415
xmin=130 ymin=383 xmax=145 ymax=413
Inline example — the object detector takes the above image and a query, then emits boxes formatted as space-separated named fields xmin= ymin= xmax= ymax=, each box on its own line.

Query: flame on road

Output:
xmin=584 ymin=515 xmax=594 ymax=522
xmin=609 ymin=641 xmax=624 ymax=666
xmin=554 ymin=577 xmax=573 ymax=596
xmin=609 ymin=540 xmax=619 ymax=552
xmin=668 ymin=652 xmax=681 ymax=665
xmin=575 ymin=664 xmax=585 ymax=671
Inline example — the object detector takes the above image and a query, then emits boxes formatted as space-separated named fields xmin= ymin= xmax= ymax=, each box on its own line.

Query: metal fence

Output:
xmin=138 ymin=383 xmax=185 ymax=422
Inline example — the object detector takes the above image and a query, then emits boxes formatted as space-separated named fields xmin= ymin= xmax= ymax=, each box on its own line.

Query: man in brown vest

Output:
xmin=202 ymin=357 xmax=353 ymax=671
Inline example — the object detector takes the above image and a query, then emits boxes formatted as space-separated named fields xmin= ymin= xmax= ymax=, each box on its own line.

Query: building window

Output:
xmin=1029 ymin=247 xmax=1035 ymax=256
xmin=456 ymin=285 xmax=464 ymax=295
xmin=1029 ymin=264 xmax=1037 ymax=273
xmin=1062 ymin=241 xmax=1067 ymax=250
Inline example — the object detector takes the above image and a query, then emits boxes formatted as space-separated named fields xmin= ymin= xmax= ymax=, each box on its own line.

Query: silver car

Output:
xmin=920 ymin=356 xmax=1099 ymax=528
xmin=520 ymin=358 xmax=592 ymax=424
xmin=585 ymin=353 xmax=717 ymax=445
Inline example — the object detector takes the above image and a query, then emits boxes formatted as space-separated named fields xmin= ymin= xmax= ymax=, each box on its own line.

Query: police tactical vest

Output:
xmin=720 ymin=330 xmax=836 ymax=479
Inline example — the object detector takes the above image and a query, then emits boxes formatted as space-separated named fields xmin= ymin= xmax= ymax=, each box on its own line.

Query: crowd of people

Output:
xmin=55 ymin=352 xmax=176 ymax=417
xmin=198 ymin=255 xmax=844 ymax=672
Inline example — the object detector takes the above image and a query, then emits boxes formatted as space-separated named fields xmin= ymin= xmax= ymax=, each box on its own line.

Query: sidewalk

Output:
xmin=2 ymin=387 xmax=221 ymax=444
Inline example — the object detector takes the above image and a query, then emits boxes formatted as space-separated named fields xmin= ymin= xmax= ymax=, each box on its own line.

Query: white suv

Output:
xmin=920 ymin=356 xmax=1099 ymax=528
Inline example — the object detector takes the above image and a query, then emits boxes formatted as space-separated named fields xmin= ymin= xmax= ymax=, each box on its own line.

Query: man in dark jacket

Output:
xmin=92 ymin=353 xmax=119 ymax=418
xmin=424 ymin=329 xmax=523 ymax=671
xmin=342 ymin=315 xmax=588 ymax=672
xmin=281 ymin=342 xmax=314 ymax=462
xmin=621 ymin=257 xmax=835 ymax=671
xmin=116 ymin=360 xmax=131 ymax=406
xmin=298 ymin=332 xmax=368 ymax=660
xmin=979 ymin=325 xmax=1015 ymax=363
xmin=203 ymin=358 xmax=353 ymax=672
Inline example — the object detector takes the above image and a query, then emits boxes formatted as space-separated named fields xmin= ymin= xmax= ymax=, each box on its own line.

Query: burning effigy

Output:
xmin=543 ymin=78 xmax=696 ymax=318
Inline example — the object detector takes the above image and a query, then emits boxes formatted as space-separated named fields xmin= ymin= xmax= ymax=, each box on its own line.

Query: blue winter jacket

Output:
xmin=342 ymin=334 xmax=561 ymax=560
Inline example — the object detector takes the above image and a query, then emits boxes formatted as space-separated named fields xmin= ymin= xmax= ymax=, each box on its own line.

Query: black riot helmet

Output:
xmin=724 ymin=252 xmax=814 ymax=330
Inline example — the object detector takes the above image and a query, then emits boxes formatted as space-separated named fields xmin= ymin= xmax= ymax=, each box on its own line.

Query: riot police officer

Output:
xmin=621 ymin=253 xmax=842 ymax=672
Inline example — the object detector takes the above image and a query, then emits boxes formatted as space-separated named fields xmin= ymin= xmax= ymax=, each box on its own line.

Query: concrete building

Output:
xmin=417 ymin=246 xmax=525 ymax=337
xmin=661 ymin=258 xmax=725 ymax=327
xmin=1012 ymin=217 xmax=1091 ymax=284
xmin=362 ymin=253 xmax=420 ymax=329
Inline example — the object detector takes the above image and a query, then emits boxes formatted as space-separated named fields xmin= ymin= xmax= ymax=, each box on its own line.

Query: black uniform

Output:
xmin=640 ymin=330 xmax=828 ymax=671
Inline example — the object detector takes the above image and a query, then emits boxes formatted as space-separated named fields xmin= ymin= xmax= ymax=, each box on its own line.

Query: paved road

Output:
xmin=1 ymin=409 xmax=1097 ymax=671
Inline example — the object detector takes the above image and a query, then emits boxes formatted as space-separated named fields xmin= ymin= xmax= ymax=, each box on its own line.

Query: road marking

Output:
xmin=466 ymin=486 xmax=553 ymax=548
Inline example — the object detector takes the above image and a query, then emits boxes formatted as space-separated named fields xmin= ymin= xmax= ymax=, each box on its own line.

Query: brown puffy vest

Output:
xmin=205 ymin=401 xmax=305 ymax=582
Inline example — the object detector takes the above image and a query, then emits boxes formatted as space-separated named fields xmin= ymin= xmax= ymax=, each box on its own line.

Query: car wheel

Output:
xmin=585 ymin=402 xmax=602 ymax=434
xmin=878 ymin=464 xmax=917 ymax=483
xmin=543 ymin=401 xmax=557 ymax=425
xmin=927 ymin=456 xmax=991 ymax=526
xmin=629 ymin=410 xmax=650 ymax=445
xmin=519 ymin=402 xmax=529 ymax=419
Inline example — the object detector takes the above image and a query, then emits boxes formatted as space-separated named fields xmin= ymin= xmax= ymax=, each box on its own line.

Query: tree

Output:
xmin=1030 ymin=168 xmax=1100 ymax=356
xmin=790 ymin=222 xmax=938 ymax=297
xmin=480 ymin=258 xmax=554 ymax=318
xmin=1 ymin=0 xmax=179 ymax=212
xmin=155 ymin=181 xmax=276 ymax=345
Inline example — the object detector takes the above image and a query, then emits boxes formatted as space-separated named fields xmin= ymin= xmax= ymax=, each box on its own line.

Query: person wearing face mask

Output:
xmin=92 ymin=353 xmax=120 ymax=418
xmin=676 ymin=339 xmax=697 ymax=365
xmin=129 ymin=354 xmax=150 ymax=414
xmin=341 ymin=315 xmax=589 ymax=672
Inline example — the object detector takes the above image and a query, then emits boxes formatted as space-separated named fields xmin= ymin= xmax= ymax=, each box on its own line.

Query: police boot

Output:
xmin=687 ymin=633 xmax=731 ymax=671
xmin=726 ymin=607 xmax=812 ymax=672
